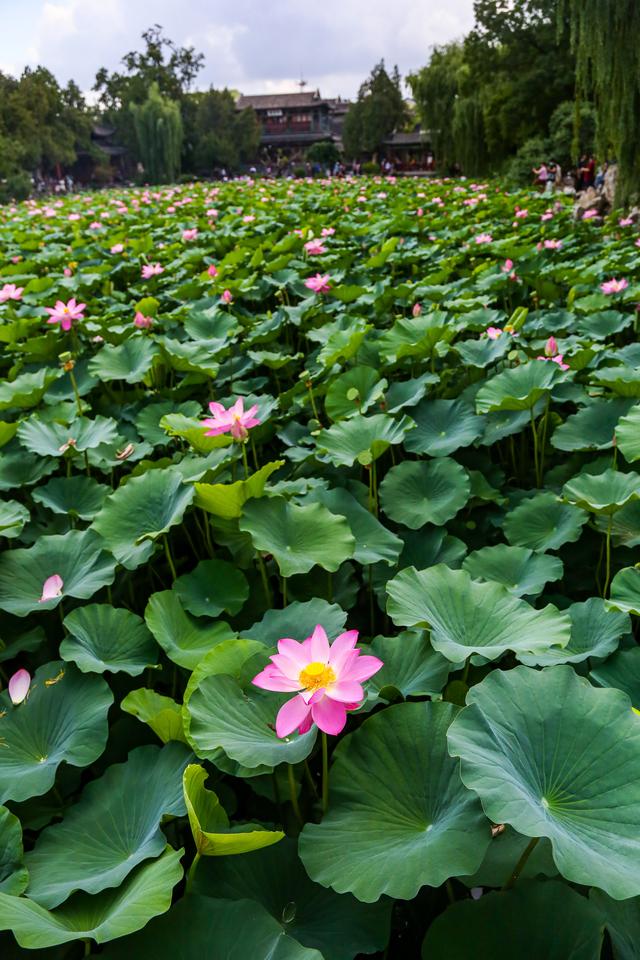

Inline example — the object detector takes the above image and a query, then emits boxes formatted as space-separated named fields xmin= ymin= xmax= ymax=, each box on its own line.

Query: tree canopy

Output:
xmin=342 ymin=61 xmax=408 ymax=158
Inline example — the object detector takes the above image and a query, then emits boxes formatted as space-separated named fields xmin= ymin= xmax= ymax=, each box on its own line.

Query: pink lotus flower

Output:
xmin=39 ymin=574 xmax=63 ymax=603
xmin=541 ymin=212 xmax=554 ymax=222
xmin=63 ymin=267 xmax=73 ymax=277
xmin=544 ymin=239 xmax=562 ymax=249
xmin=545 ymin=336 xmax=558 ymax=357
xmin=221 ymin=289 xmax=233 ymax=304
xmin=182 ymin=228 xmax=198 ymax=241
xmin=304 ymin=239 xmax=327 ymax=255
xmin=8 ymin=669 xmax=30 ymax=705
xmin=619 ymin=217 xmax=633 ymax=227
xmin=537 ymin=352 xmax=569 ymax=371
xmin=321 ymin=227 xmax=335 ymax=237
xmin=203 ymin=397 xmax=260 ymax=441
xmin=412 ymin=303 xmax=422 ymax=317
xmin=601 ymin=278 xmax=628 ymax=295
xmin=583 ymin=209 xmax=599 ymax=220
xmin=486 ymin=326 xmax=503 ymax=339
xmin=0 ymin=283 xmax=24 ymax=302
xmin=501 ymin=259 xmax=514 ymax=273
xmin=207 ymin=264 xmax=218 ymax=278
xmin=252 ymin=624 xmax=383 ymax=737
xmin=134 ymin=311 xmax=153 ymax=329
xmin=142 ymin=263 xmax=164 ymax=279
xmin=305 ymin=274 xmax=331 ymax=294
xmin=110 ymin=243 xmax=124 ymax=254
xmin=515 ymin=208 xmax=528 ymax=219
xmin=243 ymin=215 xmax=255 ymax=223
xmin=45 ymin=298 xmax=85 ymax=332
xmin=475 ymin=233 xmax=493 ymax=244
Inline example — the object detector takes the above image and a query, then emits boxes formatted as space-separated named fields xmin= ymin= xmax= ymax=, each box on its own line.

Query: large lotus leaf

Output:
xmin=135 ymin=400 xmax=201 ymax=446
xmin=315 ymin=414 xmax=413 ymax=467
xmin=460 ymin=827 xmax=557 ymax=888
xmin=0 ymin=422 xmax=18 ymax=448
xmin=0 ymin=369 xmax=58 ymax=411
xmin=367 ymin=631 xmax=454 ymax=701
xmin=596 ymin=499 xmax=640 ymax=547
xmin=404 ymin=399 xmax=483 ymax=457
xmin=249 ymin=599 xmax=347 ymax=646
xmin=121 ymin=689 xmax=187 ymax=743
xmin=92 ymin=468 xmax=194 ymax=568
xmin=480 ymin=404 xmax=545 ymax=446
xmin=422 ymin=881 xmax=604 ymax=959
xmin=61 ymin=603 xmax=158 ymax=674
xmin=31 ymin=476 xmax=109 ymax=520
xmin=0 ymin=499 xmax=29 ymax=539
xmin=88 ymin=338 xmax=160 ymax=383
xmin=0 ymin=806 xmax=28 ymax=895
xmin=194 ymin=460 xmax=284 ymax=518
xmin=0 ymin=846 xmax=182 ymax=949
xmin=607 ymin=566 xmax=640 ymax=616
xmin=160 ymin=337 xmax=220 ymax=376
xmin=101 ymin=894 xmax=323 ymax=960
xmin=455 ymin=334 xmax=510 ymax=368
xmin=24 ymin=742 xmax=191 ymax=908
xmin=519 ymin=597 xmax=630 ymax=667
xmin=447 ymin=665 xmax=640 ymax=899
xmin=195 ymin=837 xmax=391 ymax=960
xmin=161 ymin=413 xmax=235 ymax=455
xmin=475 ymin=361 xmax=562 ymax=413
xmin=386 ymin=564 xmax=570 ymax=662
xmin=577 ymin=309 xmax=632 ymax=339
xmin=616 ymin=404 xmax=640 ymax=463
xmin=174 ymin=559 xmax=249 ymax=617
xmin=398 ymin=526 xmax=467 ymax=570
xmin=462 ymin=544 xmax=563 ymax=597
xmin=590 ymin=888 xmax=640 ymax=960
xmin=239 ymin=497 xmax=355 ymax=577
xmin=384 ymin=371 xmax=438 ymax=412
xmin=552 ymin=399 xmax=634 ymax=452
xmin=378 ymin=312 xmax=456 ymax=363
xmin=593 ymin=365 xmax=640 ymax=397
xmin=145 ymin=590 xmax=236 ymax=670
xmin=17 ymin=415 xmax=118 ymax=456
xmin=183 ymin=764 xmax=283 ymax=856
xmin=186 ymin=669 xmax=317 ymax=770
xmin=562 ymin=469 xmax=640 ymax=515
xmin=503 ymin=492 xmax=588 ymax=551
xmin=299 ymin=701 xmax=490 ymax=902
xmin=0 ymin=450 xmax=57 ymax=491
xmin=379 ymin=459 xmax=470 ymax=529
xmin=324 ymin=366 xmax=386 ymax=420
xmin=590 ymin=648 xmax=640 ymax=707
xmin=307 ymin=486 xmax=402 ymax=566
xmin=0 ymin=528 xmax=116 ymax=616
xmin=0 ymin=661 xmax=112 ymax=803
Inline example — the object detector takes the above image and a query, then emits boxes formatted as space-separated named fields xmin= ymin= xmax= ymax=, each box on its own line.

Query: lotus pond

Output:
xmin=0 ymin=175 xmax=640 ymax=958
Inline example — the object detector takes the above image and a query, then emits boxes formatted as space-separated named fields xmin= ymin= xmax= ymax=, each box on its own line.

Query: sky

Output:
xmin=0 ymin=0 xmax=475 ymax=100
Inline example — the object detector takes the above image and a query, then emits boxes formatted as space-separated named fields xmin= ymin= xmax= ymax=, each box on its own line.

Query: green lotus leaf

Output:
xmin=590 ymin=647 xmax=640 ymax=707
xmin=88 ymin=337 xmax=160 ymax=383
xmin=0 ymin=421 xmax=18 ymax=448
xmin=590 ymin=888 xmax=640 ymax=960
xmin=0 ymin=528 xmax=115 ymax=616
xmin=307 ymin=486 xmax=402 ymax=566
xmin=315 ymin=414 xmax=413 ymax=467
xmin=248 ymin=599 xmax=347 ymax=646
xmin=593 ymin=365 xmax=640 ymax=397
xmin=324 ymin=366 xmax=386 ymax=420
xmin=462 ymin=544 xmax=563 ymax=597
xmin=422 ymin=880 xmax=604 ymax=959
xmin=596 ymin=499 xmax=640 ymax=547
xmin=195 ymin=837 xmax=391 ymax=960
xmin=101 ymin=894 xmax=323 ymax=960
xmin=475 ymin=361 xmax=562 ymax=414
xmin=161 ymin=413 xmax=234 ymax=454
xmin=607 ymin=565 xmax=640 ymax=616
xmin=183 ymin=764 xmax=284 ymax=856
xmin=0 ymin=450 xmax=56 ymax=491
xmin=460 ymin=827 xmax=557 ymax=888
xmin=0 ymin=499 xmax=29 ymax=539
xmin=175 ymin=559 xmax=249 ymax=617
xmin=455 ymin=334 xmax=510 ymax=368
xmin=61 ymin=603 xmax=158 ymax=674
xmin=404 ymin=399 xmax=483 ymax=457
xmin=384 ymin=371 xmax=438 ymax=412
xmin=239 ymin=497 xmax=355 ymax=577
xmin=447 ymin=665 xmax=640 ymax=899
xmin=386 ymin=565 xmax=570 ymax=662
xmin=0 ymin=626 xmax=43 ymax=664
xmin=480 ymin=405 xmax=544 ymax=445
xmin=186 ymin=665 xmax=317 ymax=770
xmin=562 ymin=468 xmax=640 ymax=514
xmin=520 ymin=597 xmax=630 ymax=666
xmin=121 ymin=689 xmax=187 ymax=743
xmin=31 ymin=476 xmax=109 ymax=520
xmin=0 ymin=368 xmax=58 ymax=411
xmin=577 ymin=309 xmax=632 ymax=339
xmin=616 ymin=404 xmax=640 ymax=462
xmin=379 ymin=459 xmax=470 ymax=529
xmin=552 ymin=399 xmax=634 ymax=452
xmin=134 ymin=400 xmax=201 ymax=446
xmin=17 ymin=415 xmax=118 ymax=457
xmin=0 ymin=660 xmax=112 ymax=803
xmin=378 ymin=312 xmax=456 ymax=363
xmin=24 ymin=742 xmax=191 ymax=908
xmin=299 ymin=702 xmax=490 ymax=902
xmin=145 ymin=590 xmax=236 ymax=670
xmin=183 ymin=308 xmax=238 ymax=343
xmin=160 ymin=338 xmax=220 ymax=376
xmin=398 ymin=526 xmax=467 ymax=570
xmin=0 ymin=846 xmax=182 ymax=949
xmin=367 ymin=631 xmax=454 ymax=701
xmin=0 ymin=805 xmax=28 ymax=895
xmin=503 ymin=492 xmax=588 ymax=551
xmin=92 ymin=468 xmax=194 ymax=568
xmin=194 ymin=460 xmax=284 ymax=517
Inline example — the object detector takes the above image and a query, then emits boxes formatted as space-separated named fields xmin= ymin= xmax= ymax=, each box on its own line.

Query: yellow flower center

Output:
xmin=299 ymin=661 xmax=335 ymax=692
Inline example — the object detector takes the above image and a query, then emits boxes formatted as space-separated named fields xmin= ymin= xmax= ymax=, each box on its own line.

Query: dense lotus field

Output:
xmin=1 ymin=174 xmax=640 ymax=958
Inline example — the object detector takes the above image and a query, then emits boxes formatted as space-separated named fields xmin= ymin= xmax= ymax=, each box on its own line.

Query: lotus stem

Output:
xmin=287 ymin=764 xmax=303 ymax=825
xmin=163 ymin=535 xmax=178 ymax=581
xmin=603 ymin=514 xmax=613 ymax=598
xmin=241 ymin=440 xmax=250 ymax=479
xmin=502 ymin=836 xmax=540 ymax=890
xmin=321 ymin=733 xmax=329 ymax=814
xmin=257 ymin=553 xmax=273 ymax=608
xmin=185 ymin=850 xmax=201 ymax=894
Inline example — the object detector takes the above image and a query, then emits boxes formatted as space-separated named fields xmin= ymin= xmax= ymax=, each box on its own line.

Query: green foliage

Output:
xmin=130 ymin=82 xmax=183 ymax=184
xmin=342 ymin=61 xmax=407 ymax=157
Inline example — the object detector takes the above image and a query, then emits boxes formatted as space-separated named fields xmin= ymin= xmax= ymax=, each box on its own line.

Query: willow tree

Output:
xmin=562 ymin=0 xmax=640 ymax=205
xmin=130 ymin=82 xmax=182 ymax=183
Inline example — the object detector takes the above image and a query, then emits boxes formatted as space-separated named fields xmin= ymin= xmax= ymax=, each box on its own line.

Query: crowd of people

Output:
xmin=532 ymin=154 xmax=608 ymax=195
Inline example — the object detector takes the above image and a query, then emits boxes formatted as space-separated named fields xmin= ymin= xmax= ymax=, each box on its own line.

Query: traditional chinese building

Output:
xmin=236 ymin=90 xmax=347 ymax=158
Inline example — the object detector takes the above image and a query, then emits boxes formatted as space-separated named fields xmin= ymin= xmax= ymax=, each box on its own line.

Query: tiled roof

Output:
xmin=237 ymin=92 xmax=325 ymax=110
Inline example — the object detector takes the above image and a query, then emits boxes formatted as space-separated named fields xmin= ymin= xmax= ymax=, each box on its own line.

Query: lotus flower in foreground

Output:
xmin=45 ymin=298 xmax=85 ymax=331
xmin=305 ymin=274 xmax=331 ymax=294
xmin=252 ymin=624 xmax=383 ymax=737
xmin=600 ymin=278 xmax=628 ymax=295
xmin=8 ymin=669 xmax=30 ymax=705
xmin=38 ymin=574 xmax=63 ymax=603
xmin=0 ymin=283 xmax=24 ymax=302
xmin=203 ymin=397 xmax=260 ymax=441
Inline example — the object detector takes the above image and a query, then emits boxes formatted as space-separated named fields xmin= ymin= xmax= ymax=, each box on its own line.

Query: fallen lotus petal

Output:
xmin=39 ymin=574 xmax=64 ymax=603
xmin=8 ymin=668 xmax=31 ymax=704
